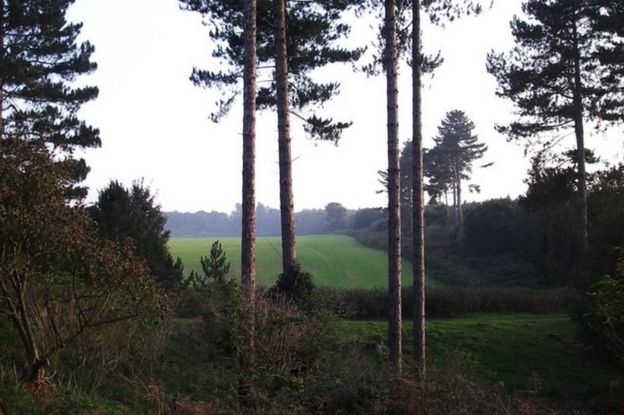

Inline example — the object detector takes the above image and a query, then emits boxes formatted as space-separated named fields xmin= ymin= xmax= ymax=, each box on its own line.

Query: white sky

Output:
xmin=67 ymin=0 xmax=623 ymax=213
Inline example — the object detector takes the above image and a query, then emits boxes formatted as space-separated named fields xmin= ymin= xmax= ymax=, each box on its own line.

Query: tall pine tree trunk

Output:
xmin=572 ymin=21 xmax=588 ymax=254
xmin=385 ymin=0 xmax=402 ymax=374
xmin=274 ymin=0 xmax=297 ymax=277
xmin=451 ymin=173 xmax=458 ymax=227
xmin=411 ymin=0 xmax=426 ymax=378
xmin=455 ymin=162 xmax=464 ymax=241
xmin=0 ymin=0 xmax=4 ymax=138
xmin=241 ymin=0 xmax=257 ymax=346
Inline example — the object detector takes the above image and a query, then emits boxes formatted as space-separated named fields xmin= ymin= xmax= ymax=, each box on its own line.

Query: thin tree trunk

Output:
xmin=385 ymin=0 xmax=402 ymax=374
xmin=274 ymin=0 xmax=297 ymax=277
xmin=241 ymin=0 xmax=257 ymax=347
xmin=451 ymin=172 xmax=458 ymax=227
xmin=13 ymin=291 xmax=46 ymax=383
xmin=572 ymin=21 xmax=588 ymax=254
xmin=0 ymin=0 xmax=4 ymax=138
xmin=455 ymin=163 xmax=464 ymax=241
xmin=411 ymin=0 xmax=425 ymax=378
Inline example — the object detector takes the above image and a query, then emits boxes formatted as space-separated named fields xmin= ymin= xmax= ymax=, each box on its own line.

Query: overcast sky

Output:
xmin=67 ymin=0 xmax=622 ymax=213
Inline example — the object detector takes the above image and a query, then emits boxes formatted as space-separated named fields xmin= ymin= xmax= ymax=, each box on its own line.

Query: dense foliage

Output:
xmin=90 ymin=180 xmax=184 ymax=290
xmin=0 ymin=139 xmax=169 ymax=385
xmin=179 ymin=0 xmax=363 ymax=141
xmin=0 ymin=0 xmax=100 ymax=196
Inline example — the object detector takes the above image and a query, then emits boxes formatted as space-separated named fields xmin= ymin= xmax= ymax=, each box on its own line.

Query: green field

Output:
xmin=339 ymin=314 xmax=623 ymax=400
xmin=170 ymin=234 xmax=427 ymax=289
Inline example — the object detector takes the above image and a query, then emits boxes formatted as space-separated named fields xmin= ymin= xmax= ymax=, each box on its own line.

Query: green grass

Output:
xmin=170 ymin=234 xmax=431 ymax=289
xmin=340 ymin=314 xmax=623 ymax=400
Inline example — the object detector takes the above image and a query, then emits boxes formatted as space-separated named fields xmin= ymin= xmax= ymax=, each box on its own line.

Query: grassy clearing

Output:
xmin=2 ymin=313 xmax=621 ymax=412
xmin=170 ymin=234 xmax=429 ymax=289
xmin=340 ymin=314 xmax=623 ymax=401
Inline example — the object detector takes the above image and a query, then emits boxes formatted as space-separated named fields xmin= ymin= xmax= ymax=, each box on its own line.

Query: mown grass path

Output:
xmin=170 ymin=234 xmax=430 ymax=289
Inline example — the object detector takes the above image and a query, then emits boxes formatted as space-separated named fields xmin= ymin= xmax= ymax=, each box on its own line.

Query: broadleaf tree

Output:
xmin=0 ymin=139 xmax=167 ymax=385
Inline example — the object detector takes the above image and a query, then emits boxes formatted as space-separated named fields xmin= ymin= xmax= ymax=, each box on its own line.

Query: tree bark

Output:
xmin=274 ymin=0 xmax=297 ymax=278
xmin=385 ymin=0 xmax=402 ymax=374
xmin=411 ymin=0 xmax=426 ymax=378
xmin=0 ymin=0 xmax=4 ymax=138
xmin=241 ymin=0 xmax=257 ymax=347
xmin=572 ymin=20 xmax=588 ymax=254
xmin=451 ymin=172 xmax=458 ymax=227
xmin=455 ymin=162 xmax=464 ymax=241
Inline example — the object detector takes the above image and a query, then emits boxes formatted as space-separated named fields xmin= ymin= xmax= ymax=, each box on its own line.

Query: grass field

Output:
xmin=340 ymin=314 xmax=623 ymax=401
xmin=170 ymin=234 xmax=427 ymax=289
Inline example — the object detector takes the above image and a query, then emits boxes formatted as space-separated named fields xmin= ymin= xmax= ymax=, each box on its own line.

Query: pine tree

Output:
xmin=180 ymin=0 xmax=363 ymax=279
xmin=589 ymin=0 xmax=624 ymax=123
xmin=200 ymin=241 xmax=231 ymax=284
xmin=366 ymin=0 xmax=488 ymax=376
xmin=431 ymin=110 xmax=487 ymax=240
xmin=89 ymin=180 xmax=184 ymax=290
xmin=384 ymin=0 xmax=402 ymax=374
xmin=0 ymin=0 xmax=99 ymax=193
xmin=487 ymin=0 xmax=619 ymax=252
xmin=240 ymin=0 xmax=257 ymax=346
xmin=411 ymin=0 xmax=426 ymax=378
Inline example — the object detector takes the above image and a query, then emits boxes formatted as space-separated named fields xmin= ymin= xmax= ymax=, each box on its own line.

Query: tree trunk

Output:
xmin=0 ymin=0 xmax=4 ymax=138
xmin=274 ymin=0 xmax=297 ymax=277
xmin=7 ymin=306 xmax=47 ymax=385
xmin=451 ymin=173 xmax=458 ymax=227
xmin=411 ymin=0 xmax=426 ymax=378
xmin=455 ymin=162 xmax=464 ymax=241
xmin=385 ymin=0 xmax=402 ymax=374
xmin=241 ymin=0 xmax=257 ymax=347
xmin=572 ymin=21 xmax=588 ymax=254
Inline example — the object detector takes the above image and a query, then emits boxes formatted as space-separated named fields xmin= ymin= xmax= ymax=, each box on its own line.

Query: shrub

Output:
xmin=267 ymin=262 xmax=315 ymax=311
xmin=584 ymin=253 xmax=624 ymax=366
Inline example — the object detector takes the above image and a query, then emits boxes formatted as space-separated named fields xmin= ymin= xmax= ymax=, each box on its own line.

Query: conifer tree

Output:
xmin=241 ymin=0 xmax=257 ymax=345
xmin=180 ymin=0 xmax=363 ymax=279
xmin=384 ymin=0 xmax=402 ymax=374
xmin=487 ymin=0 xmax=619 ymax=252
xmin=90 ymin=180 xmax=184 ymax=290
xmin=365 ymin=0 xmax=487 ymax=376
xmin=431 ymin=110 xmax=487 ymax=239
xmin=0 ymin=0 xmax=99 ymax=193
xmin=589 ymin=0 xmax=624 ymax=122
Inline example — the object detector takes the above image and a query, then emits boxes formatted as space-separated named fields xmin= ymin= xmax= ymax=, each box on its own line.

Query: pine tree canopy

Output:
xmin=433 ymin=110 xmax=487 ymax=173
xmin=486 ymin=0 xmax=622 ymax=141
xmin=589 ymin=1 xmax=624 ymax=122
xmin=0 ymin=0 xmax=99 ymax=149
xmin=179 ymin=0 xmax=364 ymax=142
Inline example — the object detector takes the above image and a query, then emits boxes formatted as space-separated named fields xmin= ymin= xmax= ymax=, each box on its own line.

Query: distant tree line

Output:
xmin=165 ymin=202 xmax=385 ymax=238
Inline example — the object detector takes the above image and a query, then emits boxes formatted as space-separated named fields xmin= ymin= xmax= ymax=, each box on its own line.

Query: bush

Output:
xmin=267 ymin=262 xmax=315 ymax=311
xmin=588 ymin=275 xmax=624 ymax=365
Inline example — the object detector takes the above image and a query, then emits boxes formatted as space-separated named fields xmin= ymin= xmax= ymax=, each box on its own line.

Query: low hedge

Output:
xmin=316 ymin=286 xmax=576 ymax=319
